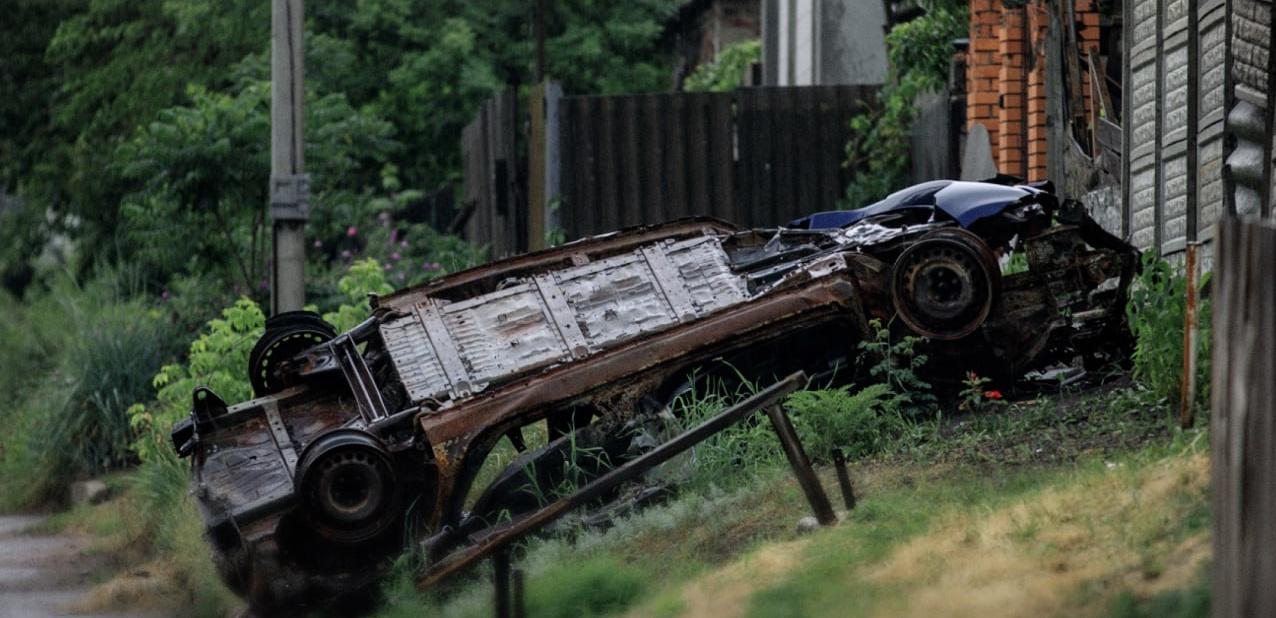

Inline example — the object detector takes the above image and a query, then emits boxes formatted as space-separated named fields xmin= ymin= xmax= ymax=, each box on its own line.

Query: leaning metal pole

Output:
xmin=418 ymin=372 xmax=813 ymax=589
xmin=270 ymin=0 xmax=308 ymax=313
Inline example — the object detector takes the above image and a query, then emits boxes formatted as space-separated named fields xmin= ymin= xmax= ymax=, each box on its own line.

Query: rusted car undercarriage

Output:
xmin=171 ymin=180 xmax=1138 ymax=612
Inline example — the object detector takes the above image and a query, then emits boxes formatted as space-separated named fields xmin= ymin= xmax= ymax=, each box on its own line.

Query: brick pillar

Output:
xmin=997 ymin=5 xmax=1027 ymax=178
xmin=967 ymin=0 xmax=1002 ymax=157
xmin=1026 ymin=1 xmax=1050 ymax=181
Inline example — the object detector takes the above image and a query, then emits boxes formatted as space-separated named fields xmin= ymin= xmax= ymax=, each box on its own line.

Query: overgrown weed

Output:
xmin=0 ymin=268 xmax=173 ymax=509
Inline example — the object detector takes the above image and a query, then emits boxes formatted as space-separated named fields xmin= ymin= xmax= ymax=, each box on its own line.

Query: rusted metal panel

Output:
xmin=175 ymin=180 xmax=1139 ymax=614
xmin=380 ymin=234 xmax=751 ymax=408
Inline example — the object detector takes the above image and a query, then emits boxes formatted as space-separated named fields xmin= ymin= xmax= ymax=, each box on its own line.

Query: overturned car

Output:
xmin=172 ymin=180 xmax=1138 ymax=611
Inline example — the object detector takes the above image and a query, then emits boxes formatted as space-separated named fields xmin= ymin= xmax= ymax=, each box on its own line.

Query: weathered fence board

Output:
xmin=1210 ymin=216 xmax=1276 ymax=618
xmin=468 ymin=85 xmax=878 ymax=253
xmin=462 ymin=89 xmax=524 ymax=258
xmin=558 ymin=85 xmax=876 ymax=239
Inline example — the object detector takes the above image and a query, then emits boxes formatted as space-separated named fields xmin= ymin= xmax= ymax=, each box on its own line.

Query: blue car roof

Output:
xmin=789 ymin=180 xmax=1041 ymax=229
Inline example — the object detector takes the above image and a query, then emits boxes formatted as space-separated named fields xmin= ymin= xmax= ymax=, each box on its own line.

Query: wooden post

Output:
xmin=1179 ymin=241 xmax=1200 ymax=428
xmin=270 ymin=0 xmax=308 ymax=313
xmin=764 ymin=404 xmax=836 ymax=526
xmin=1210 ymin=217 xmax=1276 ymax=617
xmin=528 ymin=83 xmax=547 ymax=252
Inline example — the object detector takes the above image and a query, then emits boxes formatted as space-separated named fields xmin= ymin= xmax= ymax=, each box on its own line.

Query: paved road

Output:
xmin=0 ymin=515 xmax=165 ymax=618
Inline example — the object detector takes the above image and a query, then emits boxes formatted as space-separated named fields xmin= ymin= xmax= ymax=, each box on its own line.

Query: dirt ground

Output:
xmin=0 ymin=515 xmax=166 ymax=618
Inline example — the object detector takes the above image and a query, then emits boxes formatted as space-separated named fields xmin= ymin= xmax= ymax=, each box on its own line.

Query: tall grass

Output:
xmin=0 ymin=269 xmax=174 ymax=508
xmin=666 ymin=376 xmax=899 ymax=490
xmin=1126 ymin=255 xmax=1211 ymax=414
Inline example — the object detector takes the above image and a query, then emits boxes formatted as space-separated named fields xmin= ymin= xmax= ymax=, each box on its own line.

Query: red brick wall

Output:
xmin=967 ymin=0 xmax=1002 ymax=160
xmin=966 ymin=0 xmax=1100 ymax=182
xmin=1026 ymin=2 xmax=1050 ymax=180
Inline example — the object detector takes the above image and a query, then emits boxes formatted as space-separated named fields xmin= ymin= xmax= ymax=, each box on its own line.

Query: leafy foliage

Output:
xmin=0 ymin=269 xmax=174 ymax=507
xmin=35 ymin=0 xmax=267 ymax=260
xmin=843 ymin=2 xmax=966 ymax=207
xmin=958 ymin=371 xmax=1005 ymax=414
xmin=683 ymin=40 xmax=760 ymax=92
xmin=3 ymin=0 xmax=676 ymax=293
xmin=1126 ymin=255 xmax=1211 ymax=414
xmin=128 ymin=298 xmax=263 ymax=464
xmin=857 ymin=319 xmax=937 ymax=413
xmin=320 ymin=258 xmax=394 ymax=333
xmin=787 ymin=384 xmax=899 ymax=460
xmin=115 ymin=78 xmax=397 ymax=294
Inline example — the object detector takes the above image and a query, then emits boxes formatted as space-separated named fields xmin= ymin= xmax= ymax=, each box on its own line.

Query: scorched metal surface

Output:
xmin=170 ymin=180 xmax=1138 ymax=612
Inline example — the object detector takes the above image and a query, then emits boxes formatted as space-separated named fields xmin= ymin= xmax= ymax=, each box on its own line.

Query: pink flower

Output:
xmin=161 ymin=289 xmax=170 ymax=302
xmin=313 ymin=239 xmax=323 ymax=248
xmin=346 ymin=226 xmax=358 ymax=238
xmin=389 ymin=229 xmax=399 ymax=244
xmin=400 ymin=240 xmax=409 ymax=248
xmin=340 ymin=249 xmax=352 ymax=259
xmin=391 ymin=252 xmax=402 ymax=261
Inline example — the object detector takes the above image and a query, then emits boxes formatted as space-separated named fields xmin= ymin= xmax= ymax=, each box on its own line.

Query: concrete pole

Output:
xmin=269 ymin=0 xmax=308 ymax=314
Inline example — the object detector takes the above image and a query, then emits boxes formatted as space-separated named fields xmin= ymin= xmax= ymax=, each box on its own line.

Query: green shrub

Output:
xmin=0 ymin=290 xmax=45 ymax=405
xmin=128 ymin=297 xmax=263 ymax=463
xmin=1107 ymin=568 xmax=1209 ymax=618
xmin=0 ymin=270 xmax=173 ymax=508
xmin=667 ymin=376 xmax=786 ymax=489
xmin=1125 ymin=255 xmax=1211 ymax=414
xmin=787 ymin=384 xmax=897 ymax=461
xmin=683 ymin=40 xmax=760 ymax=92
xmin=525 ymin=554 xmax=648 ymax=618
xmin=857 ymin=319 xmax=936 ymax=414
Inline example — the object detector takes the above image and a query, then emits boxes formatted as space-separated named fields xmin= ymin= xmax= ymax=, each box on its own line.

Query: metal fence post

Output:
xmin=493 ymin=548 xmax=512 ymax=618
xmin=764 ymin=405 xmax=836 ymax=526
xmin=831 ymin=448 xmax=857 ymax=510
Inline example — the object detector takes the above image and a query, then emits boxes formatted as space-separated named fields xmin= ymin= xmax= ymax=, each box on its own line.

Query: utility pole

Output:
xmin=535 ymin=0 xmax=547 ymax=81
xmin=269 ymin=0 xmax=308 ymax=313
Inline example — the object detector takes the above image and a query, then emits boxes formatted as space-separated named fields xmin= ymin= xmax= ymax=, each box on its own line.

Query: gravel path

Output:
xmin=0 ymin=515 xmax=166 ymax=618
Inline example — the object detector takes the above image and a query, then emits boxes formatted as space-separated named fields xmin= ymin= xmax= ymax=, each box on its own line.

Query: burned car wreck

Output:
xmin=171 ymin=180 xmax=1138 ymax=611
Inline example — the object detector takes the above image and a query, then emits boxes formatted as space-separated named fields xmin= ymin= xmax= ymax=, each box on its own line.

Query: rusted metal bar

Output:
xmin=1180 ymin=241 xmax=1200 ymax=429
xmin=493 ymin=548 xmax=511 ymax=618
xmin=418 ymin=372 xmax=810 ymax=589
xmin=376 ymin=218 xmax=738 ymax=311
xmin=765 ymin=404 xmax=836 ymax=526
xmin=831 ymin=448 xmax=857 ymax=511
xmin=512 ymin=568 xmax=526 ymax=618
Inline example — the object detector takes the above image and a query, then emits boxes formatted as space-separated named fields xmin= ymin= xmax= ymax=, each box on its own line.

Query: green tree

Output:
xmin=18 ymin=0 xmax=267 ymax=273
xmin=683 ymin=40 xmax=760 ymax=92
xmin=114 ymin=78 xmax=397 ymax=294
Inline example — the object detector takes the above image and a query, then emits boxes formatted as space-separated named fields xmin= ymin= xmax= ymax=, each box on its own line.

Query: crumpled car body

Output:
xmin=171 ymin=180 xmax=1138 ymax=612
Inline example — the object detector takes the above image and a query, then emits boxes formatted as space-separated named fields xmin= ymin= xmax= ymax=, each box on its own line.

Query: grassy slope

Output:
xmin=34 ymin=379 xmax=1206 ymax=618
xmin=373 ymin=381 xmax=1209 ymax=618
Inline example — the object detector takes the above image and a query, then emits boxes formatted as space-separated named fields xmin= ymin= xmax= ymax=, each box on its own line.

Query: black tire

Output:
xmin=248 ymin=311 xmax=336 ymax=397
xmin=295 ymin=431 xmax=401 ymax=545
xmin=890 ymin=228 xmax=1001 ymax=340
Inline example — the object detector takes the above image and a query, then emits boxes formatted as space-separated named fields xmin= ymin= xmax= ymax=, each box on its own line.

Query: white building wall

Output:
xmin=763 ymin=0 xmax=887 ymax=87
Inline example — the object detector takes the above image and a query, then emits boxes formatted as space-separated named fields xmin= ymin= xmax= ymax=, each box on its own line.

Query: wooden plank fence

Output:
xmin=1210 ymin=216 xmax=1276 ymax=617
xmin=462 ymin=84 xmax=878 ymax=256
xmin=461 ymin=88 xmax=525 ymax=258
xmin=559 ymin=85 xmax=877 ymax=239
